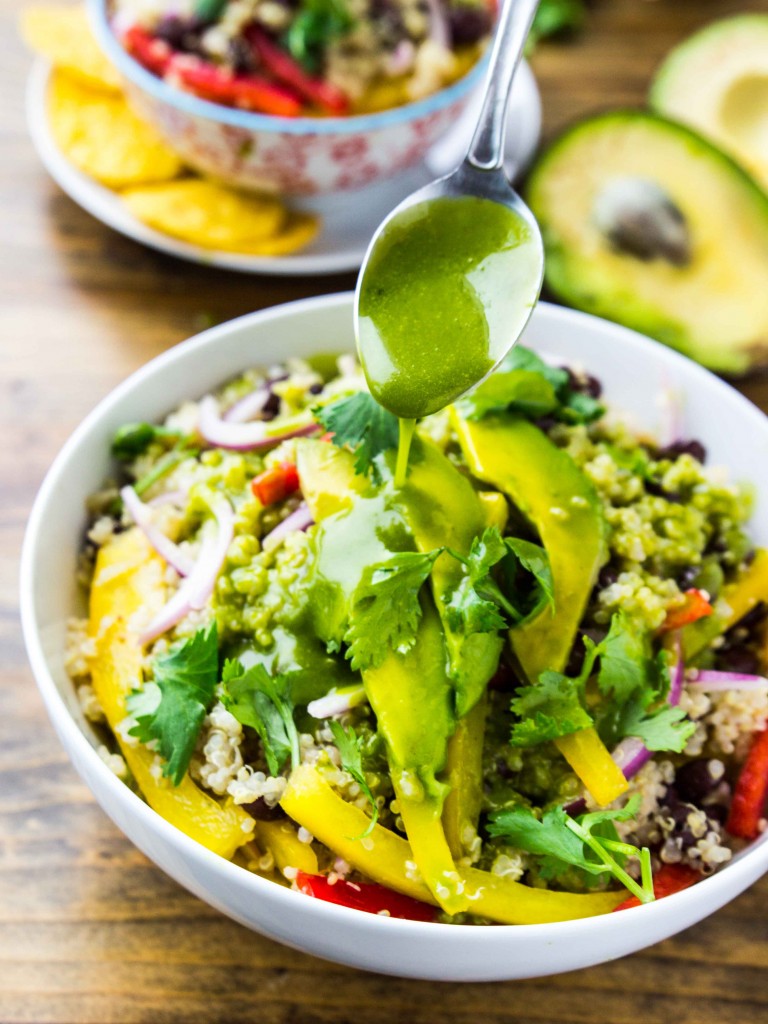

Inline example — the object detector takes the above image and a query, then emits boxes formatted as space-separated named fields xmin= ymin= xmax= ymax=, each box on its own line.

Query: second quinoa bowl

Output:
xmin=20 ymin=295 xmax=768 ymax=979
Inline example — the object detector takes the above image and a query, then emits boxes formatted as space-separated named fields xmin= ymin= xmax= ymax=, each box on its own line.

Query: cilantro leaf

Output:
xmin=458 ymin=370 xmax=559 ymax=421
xmin=314 ymin=392 xmax=399 ymax=482
xmin=509 ymin=669 xmax=593 ymax=746
xmin=220 ymin=660 xmax=299 ymax=776
xmin=344 ymin=549 xmax=441 ymax=670
xmin=596 ymin=610 xmax=651 ymax=705
xmin=446 ymin=526 xmax=513 ymax=635
xmin=616 ymin=694 xmax=695 ymax=753
xmin=328 ymin=720 xmax=379 ymax=838
xmin=457 ymin=345 xmax=604 ymax=427
xmin=488 ymin=796 xmax=654 ymax=903
xmin=285 ymin=0 xmax=353 ymax=73
xmin=127 ymin=624 xmax=219 ymax=786
xmin=112 ymin=422 xmax=186 ymax=461
xmin=505 ymin=537 xmax=555 ymax=615
xmin=529 ymin=0 xmax=586 ymax=48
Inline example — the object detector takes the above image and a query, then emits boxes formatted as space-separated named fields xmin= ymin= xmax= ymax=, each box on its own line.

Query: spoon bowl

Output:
xmin=354 ymin=0 xmax=545 ymax=420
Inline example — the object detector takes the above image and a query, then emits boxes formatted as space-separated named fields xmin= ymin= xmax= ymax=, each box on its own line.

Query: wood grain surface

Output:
xmin=3 ymin=1 xmax=768 ymax=1021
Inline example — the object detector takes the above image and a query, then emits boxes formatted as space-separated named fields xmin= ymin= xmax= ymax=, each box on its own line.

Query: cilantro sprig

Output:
xmin=314 ymin=392 xmax=399 ymax=482
xmin=328 ymin=720 xmax=379 ymax=838
xmin=457 ymin=346 xmax=603 ymax=426
xmin=127 ymin=624 xmax=219 ymax=786
xmin=510 ymin=610 xmax=695 ymax=752
xmin=488 ymin=796 xmax=654 ymax=903
xmin=220 ymin=660 xmax=299 ymax=776
xmin=344 ymin=550 xmax=441 ymax=670
xmin=447 ymin=527 xmax=554 ymax=636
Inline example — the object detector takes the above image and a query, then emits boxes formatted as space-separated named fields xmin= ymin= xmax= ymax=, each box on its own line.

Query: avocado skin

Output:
xmin=526 ymin=110 xmax=768 ymax=375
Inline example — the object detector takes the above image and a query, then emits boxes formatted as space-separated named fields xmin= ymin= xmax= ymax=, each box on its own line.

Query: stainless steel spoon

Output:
xmin=354 ymin=0 xmax=545 ymax=416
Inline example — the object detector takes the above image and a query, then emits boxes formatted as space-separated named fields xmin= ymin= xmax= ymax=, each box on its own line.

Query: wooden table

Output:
xmin=3 ymin=0 xmax=768 ymax=1020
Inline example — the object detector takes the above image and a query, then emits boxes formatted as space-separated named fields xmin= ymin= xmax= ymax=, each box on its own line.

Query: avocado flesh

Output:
xmin=527 ymin=111 xmax=768 ymax=374
xmin=650 ymin=15 xmax=768 ymax=191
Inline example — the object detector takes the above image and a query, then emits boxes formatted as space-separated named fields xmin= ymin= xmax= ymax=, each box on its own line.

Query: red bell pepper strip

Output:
xmin=659 ymin=588 xmax=713 ymax=633
xmin=612 ymin=864 xmax=700 ymax=911
xmin=123 ymin=25 xmax=172 ymax=76
xmin=726 ymin=728 xmax=768 ymax=839
xmin=246 ymin=27 xmax=349 ymax=114
xmin=295 ymin=871 xmax=438 ymax=921
xmin=251 ymin=462 xmax=300 ymax=505
xmin=169 ymin=55 xmax=303 ymax=116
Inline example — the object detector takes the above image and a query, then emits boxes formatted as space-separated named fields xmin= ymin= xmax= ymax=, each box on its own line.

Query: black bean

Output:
xmin=533 ymin=414 xmax=558 ymax=433
xmin=563 ymin=797 xmax=587 ymax=817
xmin=675 ymin=760 xmax=721 ymax=803
xmin=676 ymin=565 xmax=699 ymax=590
xmin=583 ymin=375 xmax=602 ymax=399
xmin=716 ymin=646 xmax=760 ymax=675
xmin=656 ymin=439 xmax=706 ymax=464
xmin=597 ymin=563 xmax=620 ymax=589
xmin=495 ymin=756 xmax=515 ymax=781
xmin=308 ymin=382 xmax=324 ymax=395
xmin=243 ymin=797 xmax=286 ymax=821
xmin=448 ymin=3 xmax=492 ymax=45
xmin=228 ymin=37 xmax=256 ymax=73
xmin=738 ymin=600 xmax=768 ymax=631
xmin=261 ymin=391 xmax=281 ymax=420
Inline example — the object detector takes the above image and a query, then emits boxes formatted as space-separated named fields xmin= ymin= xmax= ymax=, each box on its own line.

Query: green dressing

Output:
xmin=357 ymin=195 xmax=541 ymax=426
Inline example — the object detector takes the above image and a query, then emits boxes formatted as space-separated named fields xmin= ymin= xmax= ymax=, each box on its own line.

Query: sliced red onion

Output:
xmin=121 ymin=485 xmax=194 ymax=577
xmin=198 ymin=396 xmax=317 ymax=450
xmin=139 ymin=499 xmax=234 ymax=645
xmin=223 ymin=385 xmax=270 ymax=424
xmin=308 ymin=684 xmax=368 ymax=720
xmin=613 ymin=632 xmax=685 ymax=781
xmin=686 ymin=669 xmax=768 ymax=692
xmin=147 ymin=489 xmax=188 ymax=508
xmin=386 ymin=39 xmax=416 ymax=76
xmin=425 ymin=0 xmax=450 ymax=48
xmin=262 ymin=502 xmax=313 ymax=550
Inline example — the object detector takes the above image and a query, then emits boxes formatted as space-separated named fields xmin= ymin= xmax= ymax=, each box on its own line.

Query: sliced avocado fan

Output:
xmin=650 ymin=14 xmax=768 ymax=192
xmin=526 ymin=110 xmax=768 ymax=374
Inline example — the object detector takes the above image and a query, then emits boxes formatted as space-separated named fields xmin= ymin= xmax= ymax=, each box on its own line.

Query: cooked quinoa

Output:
xmin=66 ymin=348 xmax=768 ymax=924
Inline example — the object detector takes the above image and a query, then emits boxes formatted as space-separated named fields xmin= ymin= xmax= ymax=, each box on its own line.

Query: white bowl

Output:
xmin=20 ymin=295 xmax=768 ymax=981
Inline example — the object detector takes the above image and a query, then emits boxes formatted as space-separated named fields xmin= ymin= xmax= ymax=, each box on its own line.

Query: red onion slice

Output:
xmin=139 ymin=498 xmax=234 ymax=645
xmin=308 ymin=684 xmax=368 ymax=720
xmin=612 ymin=632 xmax=686 ymax=781
xmin=425 ymin=0 xmax=450 ymax=48
xmin=147 ymin=489 xmax=188 ymax=508
xmin=223 ymin=385 xmax=270 ymax=424
xmin=198 ymin=396 xmax=317 ymax=450
xmin=121 ymin=485 xmax=194 ymax=577
xmin=686 ymin=669 xmax=768 ymax=692
xmin=262 ymin=502 xmax=313 ymax=550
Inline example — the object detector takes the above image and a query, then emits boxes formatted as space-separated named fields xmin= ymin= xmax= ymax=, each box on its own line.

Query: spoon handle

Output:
xmin=464 ymin=0 xmax=541 ymax=172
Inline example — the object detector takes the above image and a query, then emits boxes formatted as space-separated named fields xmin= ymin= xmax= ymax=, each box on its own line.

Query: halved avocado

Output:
xmin=526 ymin=111 xmax=768 ymax=374
xmin=650 ymin=15 xmax=768 ymax=191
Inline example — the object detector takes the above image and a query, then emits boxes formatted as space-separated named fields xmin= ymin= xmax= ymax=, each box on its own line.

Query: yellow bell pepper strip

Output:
xmin=296 ymin=439 xmax=470 ymax=913
xmin=478 ymin=490 xmax=509 ymax=531
xmin=252 ymin=819 xmax=318 ymax=875
xmin=88 ymin=528 xmax=254 ymax=859
xmin=393 ymin=436 xmax=504 ymax=717
xmin=281 ymin=765 xmax=625 ymax=923
xmin=683 ymin=548 xmax=768 ymax=659
xmin=443 ymin=696 xmax=487 ymax=860
xmin=361 ymin=599 xmax=470 ymax=914
xmin=451 ymin=410 xmax=628 ymax=806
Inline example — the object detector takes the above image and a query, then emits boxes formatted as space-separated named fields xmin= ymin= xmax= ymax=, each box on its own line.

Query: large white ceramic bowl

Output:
xmin=20 ymin=295 xmax=768 ymax=981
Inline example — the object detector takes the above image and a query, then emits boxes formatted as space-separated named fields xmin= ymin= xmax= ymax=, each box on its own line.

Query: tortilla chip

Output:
xmin=48 ymin=71 xmax=183 ymax=187
xmin=121 ymin=179 xmax=292 ymax=251
xmin=236 ymin=213 xmax=320 ymax=255
xmin=21 ymin=5 xmax=122 ymax=92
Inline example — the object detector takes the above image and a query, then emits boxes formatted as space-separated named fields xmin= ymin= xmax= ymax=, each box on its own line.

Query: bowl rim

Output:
xmin=86 ymin=0 xmax=492 ymax=136
xmin=19 ymin=293 xmax=768 ymax=948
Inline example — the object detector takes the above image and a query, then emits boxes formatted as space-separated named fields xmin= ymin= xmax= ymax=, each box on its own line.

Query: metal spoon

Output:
xmin=354 ymin=0 xmax=545 ymax=417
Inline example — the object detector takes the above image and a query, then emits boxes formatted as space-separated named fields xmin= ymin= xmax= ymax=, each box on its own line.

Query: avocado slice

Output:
xmin=526 ymin=111 xmax=768 ymax=374
xmin=650 ymin=15 xmax=768 ymax=192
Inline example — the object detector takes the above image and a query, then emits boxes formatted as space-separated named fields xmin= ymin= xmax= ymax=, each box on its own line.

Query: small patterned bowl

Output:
xmin=87 ymin=0 xmax=492 ymax=196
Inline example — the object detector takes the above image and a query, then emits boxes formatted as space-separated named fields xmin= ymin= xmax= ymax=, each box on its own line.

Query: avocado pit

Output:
xmin=592 ymin=177 xmax=692 ymax=267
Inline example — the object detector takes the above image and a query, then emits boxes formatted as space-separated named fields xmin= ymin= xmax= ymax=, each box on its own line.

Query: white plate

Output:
xmin=26 ymin=59 xmax=541 ymax=277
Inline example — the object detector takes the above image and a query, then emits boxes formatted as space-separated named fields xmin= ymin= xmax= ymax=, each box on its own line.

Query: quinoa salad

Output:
xmin=110 ymin=0 xmax=493 ymax=116
xmin=66 ymin=346 xmax=768 ymax=924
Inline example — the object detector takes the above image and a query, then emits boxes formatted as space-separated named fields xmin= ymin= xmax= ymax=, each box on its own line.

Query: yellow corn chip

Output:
xmin=21 ymin=5 xmax=122 ymax=92
xmin=48 ymin=71 xmax=183 ymax=187
xmin=235 ymin=213 xmax=320 ymax=255
xmin=121 ymin=179 xmax=291 ymax=251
